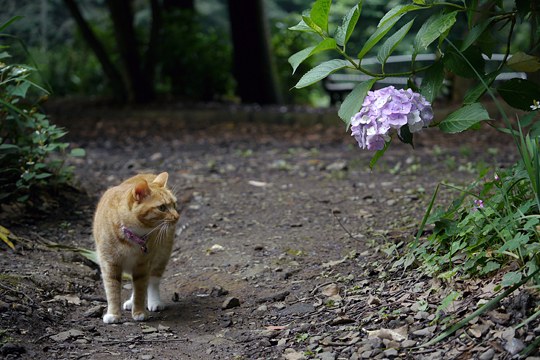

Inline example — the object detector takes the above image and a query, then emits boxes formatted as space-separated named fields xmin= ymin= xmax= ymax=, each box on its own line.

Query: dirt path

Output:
xmin=1 ymin=105 xmax=536 ymax=360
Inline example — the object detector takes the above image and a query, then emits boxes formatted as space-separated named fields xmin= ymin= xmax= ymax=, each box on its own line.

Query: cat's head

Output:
xmin=130 ymin=172 xmax=180 ymax=228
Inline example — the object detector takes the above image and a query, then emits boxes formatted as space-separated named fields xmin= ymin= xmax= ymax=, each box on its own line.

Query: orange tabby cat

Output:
xmin=93 ymin=172 xmax=179 ymax=324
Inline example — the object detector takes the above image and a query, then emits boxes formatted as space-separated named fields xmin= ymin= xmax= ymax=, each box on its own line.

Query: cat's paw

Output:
xmin=132 ymin=311 xmax=148 ymax=321
xmin=123 ymin=299 xmax=133 ymax=311
xmin=103 ymin=313 xmax=121 ymax=324
xmin=147 ymin=300 xmax=166 ymax=312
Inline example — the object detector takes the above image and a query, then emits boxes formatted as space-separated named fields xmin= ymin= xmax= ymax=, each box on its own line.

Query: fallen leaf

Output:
xmin=322 ymin=257 xmax=347 ymax=268
xmin=321 ymin=283 xmax=340 ymax=297
xmin=0 ymin=225 xmax=15 ymax=250
xmin=366 ymin=326 xmax=408 ymax=342
xmin=53 ymin=294 xmax=82 ymax=305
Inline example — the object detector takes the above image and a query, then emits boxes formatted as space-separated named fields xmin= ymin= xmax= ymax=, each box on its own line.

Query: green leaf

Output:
xmin=498 ymin=233 xmax=529 ymax=252
xmin=420 ymin=60 xmax=444 ymax=103
xmin=369 ymin=140 xmax=391 ymax=170
xmin=437 ymin=291 xmax=461 ymax=314
xmin=0 ymin=144 xmax=20 ymax=153
xmin=9 ymin=81 xmax=31 ymax=98
xmin=338 ymin=79 xmax=377 ymax=124
xmin=0 ymin=16 xmax=22 ymax=32
xmin=358 ymin=13 xmax=404 ymax=60
xmin=414 ymin=11 xmax=458 ymax=51
xmin=460 ymin=18 xmax=494 ymax=52
xmin=439 ymin=103 xmax=491 ymax=133
xmin=310 ymin=0 xmax=332 ymax=33
xmin=501 ymin=271 xmax=523 ymax=287
xmin=498 ymin=78 xmax=540 ymax=111
xmin=288 ymin=39 xmax=337 ymax=74
xmin=302 ymin=14 xmax=323 ymax=34
xmin=507 ymin=52 xmax=540 ymax=72
xmin=335 ymin=3 xmax=362 ymax=47
xmin=70 ymin=148 xmax=86 ymax=157
xmin=463 ymin=71 xmax=499 ymax=104
xmin=397 ymin=124 xmax=414 ymax=148
xmin=289 ymin=18 xmax=317 ymax=33
xmin=35 ymin=172 xmax=52 ymax=180
xmin=377 ymin=19 xmax=415 ymax=67
xmin=294 ymin=59 xmax=351 ymax=89
xmin=378 ymin=4 xmax=421 ymax=27
xmin=480 ymin=261 xmax=501 ymax=275
xmin=444 ymin=46 xmax=485 ymax=79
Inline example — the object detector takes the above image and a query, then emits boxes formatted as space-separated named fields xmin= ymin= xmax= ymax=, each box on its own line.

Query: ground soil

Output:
xmin=0 ymin=102 xmax=538 ymax=360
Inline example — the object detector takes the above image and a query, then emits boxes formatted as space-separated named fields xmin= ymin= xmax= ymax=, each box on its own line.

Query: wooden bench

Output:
xmin=324 ymin=54 xmax=527 ymax=104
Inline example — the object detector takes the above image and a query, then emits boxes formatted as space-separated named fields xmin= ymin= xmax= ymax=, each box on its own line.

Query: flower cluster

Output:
xmin=350 ymin=86 xmax=434 ymax=150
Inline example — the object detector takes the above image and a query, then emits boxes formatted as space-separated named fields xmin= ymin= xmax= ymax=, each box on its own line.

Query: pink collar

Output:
xmin=121 ymin=225 xmax=148 ymax=253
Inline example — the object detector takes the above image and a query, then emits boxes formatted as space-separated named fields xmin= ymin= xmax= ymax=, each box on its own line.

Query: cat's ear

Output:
xmin=133 ymin=180 xmax=151 ymax=202
xmin=153 ymin=172 xmax=169 ymax=187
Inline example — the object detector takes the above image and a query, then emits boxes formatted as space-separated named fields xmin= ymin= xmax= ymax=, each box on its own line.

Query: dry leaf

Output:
xmin=366 ymin=325 xmax=408 ymax=342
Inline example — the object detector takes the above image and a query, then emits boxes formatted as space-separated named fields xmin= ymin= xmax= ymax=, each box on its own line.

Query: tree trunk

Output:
xmin=227 ymin=0 xmax=282 ymax=105
xmin=63 ymin=0 xmax=127 ymax=102
xmin=105 ymin=0 xmax=154 ymax=103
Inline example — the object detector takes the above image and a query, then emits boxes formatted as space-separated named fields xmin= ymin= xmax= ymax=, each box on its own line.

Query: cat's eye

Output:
xmin=158 ymin=204 xmax=168 ymax=212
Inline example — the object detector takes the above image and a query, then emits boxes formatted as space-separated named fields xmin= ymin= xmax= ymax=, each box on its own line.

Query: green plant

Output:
xmin=289 ymin=0 xmax=540 ymax=352
xmin=424 ymin=167 xmax=540 ymax=276
xmin=0 ymin=17 xmax=84 ymax=204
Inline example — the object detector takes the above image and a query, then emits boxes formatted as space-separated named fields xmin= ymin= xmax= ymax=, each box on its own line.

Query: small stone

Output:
xmin=504 ymin=337 xmax=525 ymax=355
xmin=158 ymin=324 xmax=170 ymax=332
xmin=478 ymin=348 xmax=495 ymax=360
xmin=255 ymin=304 xmax=268 ymax=313
xmin=222 ymin=296 xmax=241 ymax=309
xmin=210 ymin=286 xmax=229 ymax=297
xmin=50 ymin=329 xmax=84 ymax=342
xmin=383 ymin=348 xmax=399 ymax=358
xmin=412 ymin=325 xmax=436 ymax=337
xmin=83 ymin=305 xmax=106 ymax=318
xmin=141 ymin=355 xmax=154 ymax=360
xmin=383 ymin=339 xmax=400 ymax=349
xmin=283 ymin=348 xmax=306 ymax=360
xmin=141 ymin=326 xmax=158 ymax=334
xmin=360 ymin=350 xmax=373 ymax=359
xmin=317 ymin=351 xmax=336 ymax=360
xmin=414 ymin=311 xmax=430 ymax=320
xmin=401 ymin=340 xmax=416 ymax=348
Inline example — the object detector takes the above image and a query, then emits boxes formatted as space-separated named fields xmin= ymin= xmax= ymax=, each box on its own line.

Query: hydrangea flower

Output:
xmin=350 ymin=86 xmax=433 ymax=150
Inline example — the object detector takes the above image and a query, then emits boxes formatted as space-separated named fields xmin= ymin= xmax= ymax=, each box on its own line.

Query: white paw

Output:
xmin=123 ymin=299 xmax=133 ymax=311
xmin=132 ymin=311 xmax=148 ymax=321
xmin=103 ymin=313 xmax=121 ymax=324
xmin=147 ymin=301 xmax=166 ymax=312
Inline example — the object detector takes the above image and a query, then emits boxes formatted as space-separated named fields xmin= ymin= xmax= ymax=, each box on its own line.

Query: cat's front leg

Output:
xmin=131 ymin=271 xmax=149 ymax=321
xmin=147 ymin=276 xmax=166 ymax=311
xmin=101 ymin=264 xmax=123 ymax=324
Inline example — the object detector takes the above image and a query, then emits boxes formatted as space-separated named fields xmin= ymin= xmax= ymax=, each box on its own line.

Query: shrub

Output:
xmin=0 ymin=17 xmax=84 ymax=205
